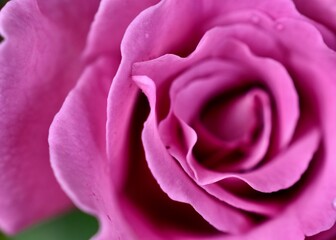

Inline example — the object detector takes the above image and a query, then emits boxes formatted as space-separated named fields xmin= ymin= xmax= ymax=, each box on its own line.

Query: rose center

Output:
xmin=200 ymin=91 xmax=262 ymax=143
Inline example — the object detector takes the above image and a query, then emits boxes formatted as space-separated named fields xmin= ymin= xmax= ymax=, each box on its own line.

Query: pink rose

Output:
xmin=1 ymin=0 xmax=336 ymax=239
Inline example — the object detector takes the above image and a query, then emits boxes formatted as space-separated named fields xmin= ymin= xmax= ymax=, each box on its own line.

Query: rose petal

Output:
xmin=134 ymin=27 xmax=300 ymax=152
xmin=202 ymin=183 xmax=281 ymax=216
xmin=134 ymin=75 xmax=255 ymax=234
xmin=0 ymin=0 xmax=99 ymax=233
xmin=106 ymin=0 xmax=202 ymax=191
xmin=190 ymin=89 xmax=271 ymax=172
xmin=275 ymin=20 xmax=336 ymax=236
xmin=165 ymin=115 xmax=319 ymax=193
xmin=217 ymin=126 xmax=320 ymax=192
xmin=137 ymin=36 xmax=299 ymax=187
xmin=291 ymin=0 xmax=336 ymax=50
xmin=231 ymin=212 xmax=304 ymax=240
xmin=48 ymin=0 xmax=166 ymax=238
xmin=49 ymin=57 xmax=137 ymax=240
xmin=224 ymin=17 xmax=336 ymax=237
xmin=206 ymin=15 xmax=336 ymax=240
xmin=292 ymin=0 xmax=336 ymax=32
xmin=158 ymin=72 xmax=272 ymax=177
xmin=111 ymin=0 xmax=336 ymax=237
xmin=307 ymin=222 xmax=336 ymax=240
xmin=157 ymin=60 xmax=250 ymax=178
xmin=83 ymin=0 xmax=160 ymax=62
xmin=170 ymin=64 xmax=272 ymax=171
xmin=117 ymin=95 xmax=220 ymax=238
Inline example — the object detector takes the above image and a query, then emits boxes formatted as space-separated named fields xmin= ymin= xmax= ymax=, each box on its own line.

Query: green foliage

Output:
xmin=0 ymin=0 xmax=9 ymax=9
xmin=0 ymin=210 xmax=98 ymax=240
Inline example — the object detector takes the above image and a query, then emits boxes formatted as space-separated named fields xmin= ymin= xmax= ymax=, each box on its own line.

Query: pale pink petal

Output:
xmin=0 ymin=0 xmax=99 ymax=233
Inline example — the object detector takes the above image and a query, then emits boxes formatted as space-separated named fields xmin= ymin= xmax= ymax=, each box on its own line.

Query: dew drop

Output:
xmin=250 ymin=15 xmax=260 ymax=24
xmin=275 ymin=23 xmax=284 ymax=31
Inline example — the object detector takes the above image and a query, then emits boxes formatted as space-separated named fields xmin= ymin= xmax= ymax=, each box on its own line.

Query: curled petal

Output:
xmin=134 ymin=75 xmax=255 ymax=234
xmin=49 ymin=57 xmax=136 ymax=240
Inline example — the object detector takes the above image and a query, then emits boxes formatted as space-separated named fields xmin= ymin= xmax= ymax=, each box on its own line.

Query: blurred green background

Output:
xmin=0 ymin=1 xmax=99 ymax=239
xmin=0 ymin=210 xmax=99 ymax=240
xmin=0 ymin=0 xmax=7 ymax=9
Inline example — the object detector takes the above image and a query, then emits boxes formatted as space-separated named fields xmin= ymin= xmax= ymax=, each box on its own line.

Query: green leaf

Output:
xmin=1 ymin=210 xmax=98 ymax=240
xmin=0 ymin=0 xmax=9 ymax=9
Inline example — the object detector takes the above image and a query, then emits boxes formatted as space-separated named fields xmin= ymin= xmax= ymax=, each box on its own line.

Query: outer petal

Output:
xmin=228 ymin=212 xmax=304 ymax=240
xmin=291 ymin=0 xmax=336 ymax=50
xmin=49 ymin=0 xmax=161 ymax=239
xmin=307 ymin=223 xmax=336 ymax=240
xmin=49 ymin=57 xmax=136 ymax=240
xmin=84 ymin=0 xmax=160 ymax=62
xmin=0 ymin=0 xmax=99 ymax=234
xmin=266 ymin=19 xmax=336 ymax=236
xmin=292 ymin=0 xmax=336 ymax=31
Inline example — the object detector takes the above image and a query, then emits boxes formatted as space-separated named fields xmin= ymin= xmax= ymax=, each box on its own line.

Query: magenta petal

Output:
xmin=135 ymin=26 xmax=300 ymax=150
xmin=292 ymin=0 xmax=336 ymax=50
xmin=293 ymin=0 xmax=336 ymax=32
xmin=202 ymin=183 xmax=280 ymax=216
xmin=0 ymin=0 xmax=99 ymax=233
xmin=307 ymin=223 xmax=336 ymax=240
xmin=183 ymin=123 xmax=319 ymax=192
xmin=158 ymin=72 xmax=272 ymax=181
xmin=221 ymin=127 xmax=320 ymax=192
xmin=134 ymin=75 xmax=254 ymax=234
xmin=172 ymin=75 xmax=272 ymax=173
xmin=214 ymin=37 xmax=299 ymax=151
xmin=49 ymin=57 xmax=136 ymax=240
xmin=106 ymin=0 xmax=203 ymax=186
xmin=268 ymin=19 xmax=336 ymax=236
xmin=235 ymin=212 xmax=304 ymax=240
xmin=84 ymin=0 xmax=160 ymax=61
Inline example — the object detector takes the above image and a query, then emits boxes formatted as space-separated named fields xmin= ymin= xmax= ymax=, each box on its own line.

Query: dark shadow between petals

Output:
xmin=121 ymin=92 xmax=220 ymax=237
